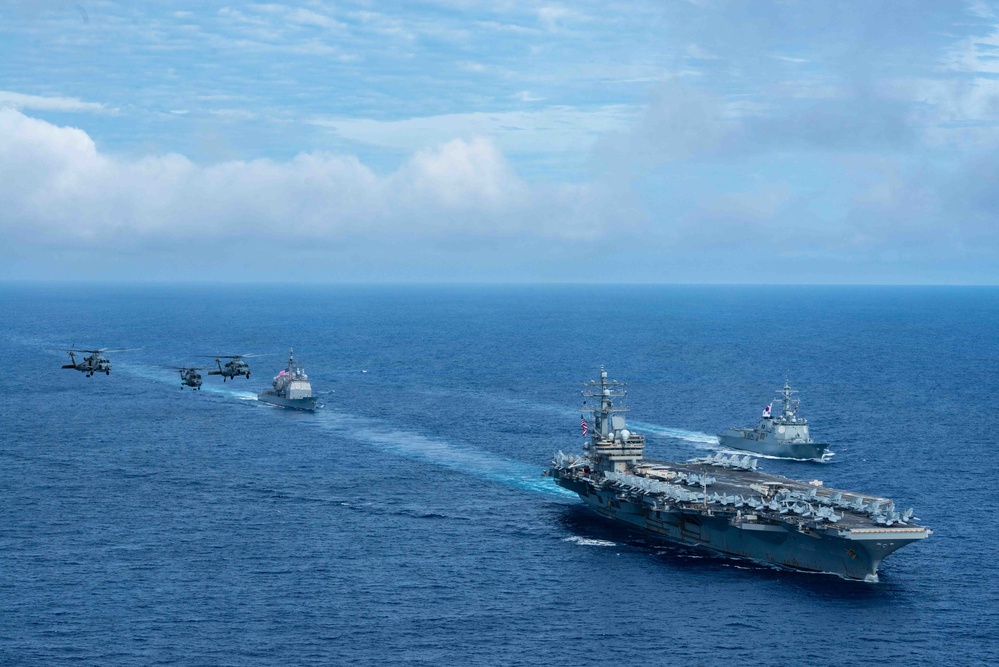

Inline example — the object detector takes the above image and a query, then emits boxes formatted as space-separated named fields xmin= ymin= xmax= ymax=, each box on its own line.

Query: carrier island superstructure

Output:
xmin=550 ymin=368 xmax=930 ymax=581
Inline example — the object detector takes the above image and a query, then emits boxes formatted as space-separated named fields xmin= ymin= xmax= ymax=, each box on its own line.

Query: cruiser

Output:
xmin=257 ymin=348 xmax=318 ymax=411
xmin=718 ymin=379 xmax=829 ymax=460
xmin=550 ymin=368 xmax=929 ymax=581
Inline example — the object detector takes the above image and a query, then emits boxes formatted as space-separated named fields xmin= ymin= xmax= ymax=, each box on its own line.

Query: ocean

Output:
xmin=1 ymin=284 xmax=997 ymax=666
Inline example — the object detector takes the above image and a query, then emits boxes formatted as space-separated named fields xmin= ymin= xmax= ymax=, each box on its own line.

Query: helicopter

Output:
xmin=54 ymin=347 xmax=137 ymax=377
xmin=205 ymin=354 xmax=264 ymax=382
xmin=173 ymin=366 xmax=209 ymax=390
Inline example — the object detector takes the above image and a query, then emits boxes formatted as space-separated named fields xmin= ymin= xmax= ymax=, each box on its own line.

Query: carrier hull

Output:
xmin=555 ymin=471 xmax=927 ymax=581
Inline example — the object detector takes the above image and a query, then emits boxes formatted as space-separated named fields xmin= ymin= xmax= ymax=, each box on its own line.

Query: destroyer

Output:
xmin=550 ymin=368 xmax=929 ymax=581
xmin=718 ymin=379 xmax=828 ymax=460
xmin=257 ymin=348 xmax=318 ymax=411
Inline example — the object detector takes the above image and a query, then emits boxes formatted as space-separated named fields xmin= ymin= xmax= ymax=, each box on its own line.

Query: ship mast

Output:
xmin=582 ymin=367 xmax=630 ymax=438
xmin=777 ymin=376 xmax=799 ymax=421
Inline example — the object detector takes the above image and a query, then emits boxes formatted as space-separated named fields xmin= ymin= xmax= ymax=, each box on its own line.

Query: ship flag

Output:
xmin=762 ymin=403 xmax=772 ymax=418
xmin=580 ymin=416 xmax=588 ymax=437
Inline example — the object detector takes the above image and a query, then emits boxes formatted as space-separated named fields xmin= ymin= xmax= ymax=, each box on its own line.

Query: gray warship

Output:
xmin=718 ymin=379 xmax=829 ymax=460
xmin=257 ymin=349 xmax=318 ymax=411
xmin=550 ymin=368 xmax=930 ymax=581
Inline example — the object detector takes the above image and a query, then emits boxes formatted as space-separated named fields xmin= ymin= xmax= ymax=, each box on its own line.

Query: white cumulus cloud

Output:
xmin=0 ymin=110 xmax=611 ymax=251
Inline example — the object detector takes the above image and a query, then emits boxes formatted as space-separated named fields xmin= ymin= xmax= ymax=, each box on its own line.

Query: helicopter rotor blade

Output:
xmin=51 ymin=347 xmax=140 ymax=354
xmin=199 ymin=353 xmax=274 ymax=359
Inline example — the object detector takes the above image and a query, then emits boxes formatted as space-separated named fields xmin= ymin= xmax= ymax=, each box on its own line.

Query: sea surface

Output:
xmin=1 ymin=285 xmax=997 ymax=666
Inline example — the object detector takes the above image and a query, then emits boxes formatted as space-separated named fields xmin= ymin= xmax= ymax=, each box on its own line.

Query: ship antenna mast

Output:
xmin=779 ymin=374 xmax=798 ymax=419
xmin=581 ymin=366 xmax=630 ymax=439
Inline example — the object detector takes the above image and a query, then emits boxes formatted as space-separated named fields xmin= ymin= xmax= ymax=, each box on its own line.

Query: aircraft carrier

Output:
xmin=550 ymin=368 xmax=930 ymax=581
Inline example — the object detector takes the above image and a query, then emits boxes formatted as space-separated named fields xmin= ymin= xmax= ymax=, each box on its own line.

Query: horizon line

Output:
xmin=1 ymin=279 xmax=997 ymax=288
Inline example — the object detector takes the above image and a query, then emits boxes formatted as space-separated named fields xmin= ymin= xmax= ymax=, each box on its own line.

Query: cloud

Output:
xmin=311 ymin=106 xmax=637 ymax=154
xmin=537 ymin=5 xmax=582 ymax=31
xmin=684 ymin=44 xmax=719 ymax=61
xmin=844 ymin=152 xmax=999 ymax=259
xmin=285 ymin=8 xmax=345 ymax=31
xmin=599 ymin=80 xmax=919 ymax=168
xmin=512 ymin=90 xmax=544 ymax=102
xmin=742 ymin=92 xmax=917 ymax=153
xmin=1 ymin=101 xmax=996 ymax=282
xmin=942 ymin=23 xmax=999 ymax=74
xmin=0 ymin=109 xmax=613 ymax=253
xmin=0 ymin=90 xmax=111 ymax=114
xmin=394 ymin=138 xmax=526 ymax=211
xmin=598 ymin=83 xmax=731 ymax=165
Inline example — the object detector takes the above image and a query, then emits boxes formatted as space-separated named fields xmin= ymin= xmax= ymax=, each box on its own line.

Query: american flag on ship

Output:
xmin=580 ymin=416 xmax=588 ymax=437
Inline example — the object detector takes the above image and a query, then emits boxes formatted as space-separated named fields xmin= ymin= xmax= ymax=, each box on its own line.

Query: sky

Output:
xmin=2 ymin=0 xmax=999 ymax=283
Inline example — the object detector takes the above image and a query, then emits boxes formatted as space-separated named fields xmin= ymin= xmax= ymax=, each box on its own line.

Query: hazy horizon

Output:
xmin=3 ymin=279 xmax=997 ymax=288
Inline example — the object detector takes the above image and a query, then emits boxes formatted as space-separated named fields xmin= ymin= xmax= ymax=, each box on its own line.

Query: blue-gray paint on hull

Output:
xmin=257 ymin=391 xmax=318 ymax=411
xmin=556 ymin=474 xmax=923 ymax=581
xmin=718 ymin=431 xmax=827 ymax=460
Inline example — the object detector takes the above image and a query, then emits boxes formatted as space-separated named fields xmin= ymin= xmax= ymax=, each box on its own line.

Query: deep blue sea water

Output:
xmin=1 ymin=285 xmax=997 ymax=666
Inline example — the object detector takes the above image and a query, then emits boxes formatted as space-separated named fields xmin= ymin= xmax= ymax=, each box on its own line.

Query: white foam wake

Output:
xmin=711 ymin=446 xmax=836 ymax=463
xmin=629 ymin=420 xmax=721 ymax=445
xmin=115 ymin=362 xmax=258 ymax=400
xmin=310 ymin=411 xmax=574 ymax=498
xmin=485 ymin=394 xmax=722 ymax=447
xmin=563 ymin=536 xmax=616 ymax=547
xmin=116 ymin=361 xmax=568 ymax=496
